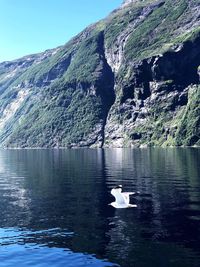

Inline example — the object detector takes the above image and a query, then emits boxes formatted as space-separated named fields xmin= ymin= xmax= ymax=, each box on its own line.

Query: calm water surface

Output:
xmin=0 ymin=148 xmax=200 ymax=267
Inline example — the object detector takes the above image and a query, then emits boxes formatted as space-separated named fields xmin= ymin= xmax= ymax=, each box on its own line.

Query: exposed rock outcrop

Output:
xmin=0 ymin=0 xmax=199 ymax=147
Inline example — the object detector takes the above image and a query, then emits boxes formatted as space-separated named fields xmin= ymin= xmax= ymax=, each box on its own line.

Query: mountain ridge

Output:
xmin=0 ymin=0 xmax=199 ymax=148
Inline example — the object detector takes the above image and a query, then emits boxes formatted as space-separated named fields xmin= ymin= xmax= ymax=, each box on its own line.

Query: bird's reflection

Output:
xmin=0 ymin=148 xmax=200 ymax=267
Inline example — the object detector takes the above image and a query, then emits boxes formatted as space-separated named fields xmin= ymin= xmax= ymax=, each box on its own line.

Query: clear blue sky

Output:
xmin=0 ymin=0 xmax=122 ymax=62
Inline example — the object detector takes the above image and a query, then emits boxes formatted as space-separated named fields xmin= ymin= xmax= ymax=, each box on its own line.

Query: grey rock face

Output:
xmin=0 ymin=0 xmax=199 ymax=148
xmin=104 ymin=36 xmax=200 ymax=147
xmin=105 ymin=1 xmax=164 ymax=73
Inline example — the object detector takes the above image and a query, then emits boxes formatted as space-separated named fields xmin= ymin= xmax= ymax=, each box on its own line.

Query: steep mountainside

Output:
xmin=0 ymin=0 xmax=199 ymax=148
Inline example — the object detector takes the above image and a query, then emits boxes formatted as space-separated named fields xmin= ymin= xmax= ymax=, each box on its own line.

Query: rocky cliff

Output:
xmin=0 ymin=0 xmax=199 ymax=148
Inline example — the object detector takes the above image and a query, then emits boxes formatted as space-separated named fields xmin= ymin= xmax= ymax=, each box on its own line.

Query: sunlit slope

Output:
xmin=0 ymin=0 xmax=199 ymax=147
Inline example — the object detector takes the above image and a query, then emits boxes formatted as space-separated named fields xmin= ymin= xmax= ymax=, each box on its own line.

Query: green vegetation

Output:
xmin=0 ymin=26 xmax=113 ymax=147
xmin=0 ymin=0 xmax=199 ymax=147
xmin=104 ymin=6 xmax=143 ymax=47
xmin=175 ymin=86 xmax=200 ymax=146
xmin=125 ymin=0 xmax=188 ymax=61
xmin=2 ymin=80 xmax=104 ymax=147
xmin=119 ymin=84 xmax=200 ymax=147
xmin=64 ymin=30 xmax=103 ymax=83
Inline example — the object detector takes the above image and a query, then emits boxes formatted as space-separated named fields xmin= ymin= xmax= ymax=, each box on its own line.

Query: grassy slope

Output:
xmin=124 ymin=0 xmax=189 ymax=61
xmin=0 ymin=0 xmax=199 ymax=147
xmin=0 ymin=27 xmax=113 ymax=147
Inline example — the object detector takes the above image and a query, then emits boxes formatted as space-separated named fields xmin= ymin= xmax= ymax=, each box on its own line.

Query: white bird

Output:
xmin=109 ymin=185 xmax=138 ymax=208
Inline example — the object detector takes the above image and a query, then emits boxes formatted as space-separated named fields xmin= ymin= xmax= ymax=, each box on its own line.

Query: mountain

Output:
xmin=0 ymin=0 xmax=199 ymax=148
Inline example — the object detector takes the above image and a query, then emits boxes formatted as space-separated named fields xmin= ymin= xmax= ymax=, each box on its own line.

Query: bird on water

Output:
xmin=109 ymin=185 xmax=138 ymax=208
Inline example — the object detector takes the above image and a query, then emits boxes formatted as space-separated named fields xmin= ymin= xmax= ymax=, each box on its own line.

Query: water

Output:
xmin=0 ymin=148 xmax=200 ymax=267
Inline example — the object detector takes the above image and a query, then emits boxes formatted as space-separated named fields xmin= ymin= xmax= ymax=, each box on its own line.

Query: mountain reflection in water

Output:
xmin=0 ymin=148 xmax=200 ymax=267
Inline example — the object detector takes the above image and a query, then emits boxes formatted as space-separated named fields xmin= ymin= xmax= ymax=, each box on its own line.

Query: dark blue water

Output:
xmin=0 ymin=148 xmax=200 ymax=267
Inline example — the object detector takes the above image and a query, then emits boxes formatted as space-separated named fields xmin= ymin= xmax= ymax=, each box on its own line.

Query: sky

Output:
xmin=0 ymin=0 xmax=122 ymax=62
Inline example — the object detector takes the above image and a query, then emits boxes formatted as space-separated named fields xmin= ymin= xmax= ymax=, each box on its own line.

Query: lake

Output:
xmin=0 ymin=148 xmax=200 ymax=267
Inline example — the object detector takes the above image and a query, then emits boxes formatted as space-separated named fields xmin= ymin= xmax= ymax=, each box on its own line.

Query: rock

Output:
xmin=0 ymin=0 xmax=199 ymax=147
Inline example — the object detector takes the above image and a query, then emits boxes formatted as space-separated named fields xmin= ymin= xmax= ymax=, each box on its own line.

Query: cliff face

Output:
xmin=0 ymin=0 xmax=199 ymax=148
